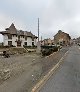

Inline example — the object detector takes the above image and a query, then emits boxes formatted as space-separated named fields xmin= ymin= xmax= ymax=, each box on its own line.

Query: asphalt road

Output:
xmin=40 ymin=45 xmax=80 ymax=92
xmin=0 ymin=47 xmax=68 ymax=92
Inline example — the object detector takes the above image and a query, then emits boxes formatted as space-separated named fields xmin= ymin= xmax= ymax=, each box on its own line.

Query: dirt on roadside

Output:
xmin=0 ymin=47 xmax=69 ymax=92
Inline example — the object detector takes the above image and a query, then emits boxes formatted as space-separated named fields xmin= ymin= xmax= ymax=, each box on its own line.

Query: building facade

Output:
xmin=54 ymin=30 xmax=71 ymax=45
xmin=41 ymin=38 xmax=54 ymax=46
xmin=0 ymin=23 xmax=37 ymax=47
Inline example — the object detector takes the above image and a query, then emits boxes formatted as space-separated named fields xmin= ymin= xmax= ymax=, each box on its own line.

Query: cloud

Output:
xmin=40 ymin=0 xmax=80 ymax=39
xmin=0 ymin=0 xmax=80 ymax=41
xmin=0 ymin=12 xmax=28 ymax=42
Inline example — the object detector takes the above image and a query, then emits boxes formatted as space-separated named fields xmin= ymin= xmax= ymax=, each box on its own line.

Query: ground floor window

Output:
xmin=8 ymin=41 xmax=12 ymax=46
xmin=24 ymin=42 xmax=27 ymax=46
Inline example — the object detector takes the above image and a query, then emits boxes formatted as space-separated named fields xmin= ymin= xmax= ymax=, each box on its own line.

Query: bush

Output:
xmin=23 ymin=45 xmax=31 ymax=48
xmin=53 ymin=47 xmax=58 ymax=52
xmin=23 ymin=45 xmax=37 ymax=49
xmin=41 ymin=45 xmax=58 ymax=56
xmin=11 ymin=45 xmax=16 ymax=47
xmin=4 ymin=46 xmax=10 ymax=48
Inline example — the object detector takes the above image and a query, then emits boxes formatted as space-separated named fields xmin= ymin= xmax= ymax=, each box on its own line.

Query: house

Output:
xmin=0 ymin=23 xmax=38 ymax=47
xmin=41 ymin=38 xmax=53 ymax=46
xmin=54 ymin=30 xmax=71 ymax=45
xmin=76 ymin=37 xmax=80 ymax=43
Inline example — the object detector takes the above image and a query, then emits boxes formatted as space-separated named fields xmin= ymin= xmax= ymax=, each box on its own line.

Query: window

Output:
xmin=32 ymin=38 xmax=34 ymax=41
xmin=17 ymin=40 xmax=21 ymax=46
xmin=25 ymin=36 xmax=27 ymax=40
xmin=18 ymin=36 xmax=20 ymax=40
xmin=23 ymin=36 xmax=24 ymax=38
xmin=13 ymin=35 xmax=16 ymax=37
xmin=21 ymin=36 xmax=23 ymax=38
xmin=32 ymin=42 xmax=34 ymax=46
xmin=8 ymin=41 xmax=12 ymax=46
xmin=63 ymin=41 xmax=65 ymax=44
xmin=8 ymin=34 xmax=12 ymax=39
xmin=24 ymin=42 xmax=27 ymax=46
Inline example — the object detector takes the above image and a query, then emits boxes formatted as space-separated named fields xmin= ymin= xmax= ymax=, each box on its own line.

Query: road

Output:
xmin=0 ymin=47 xmax=68 ymax=92
xmin=40 ymin=46 xmax=80 ymax=92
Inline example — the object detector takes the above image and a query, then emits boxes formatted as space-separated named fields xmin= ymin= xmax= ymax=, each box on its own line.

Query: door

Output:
xmin=17 ymin=40 xmax=21 ymax=46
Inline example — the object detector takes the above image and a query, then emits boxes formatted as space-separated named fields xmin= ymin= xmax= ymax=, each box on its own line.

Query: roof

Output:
xmin=54 ymin=30 xmax=71 ymax=39
xmin=0 ymin=23 xmax=38 ymax=38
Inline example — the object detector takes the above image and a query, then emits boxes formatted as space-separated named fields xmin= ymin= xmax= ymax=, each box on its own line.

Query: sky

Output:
xmin=0 ymin=0 xmax=80 ymax=42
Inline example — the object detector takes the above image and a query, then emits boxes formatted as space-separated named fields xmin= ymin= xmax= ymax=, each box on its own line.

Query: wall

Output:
xmin=54 ymin=31 xmax=70 ymax=45
xmin=34 ymin=38 xmax=37 ymax=46
xmin=12 ymin=35 xmax=17 ymax=47
xmin=3 ymin=35 xmax=37 ymax=47
xmin=27 ymin=37 xmax=32 ymax=46
xmin=3 ymin=35 xmax=17 ymax=47
xmin=3 ymin=34 xmax=8 ymax=46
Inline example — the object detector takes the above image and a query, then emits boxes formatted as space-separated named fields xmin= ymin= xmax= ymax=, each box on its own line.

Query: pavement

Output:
xmin=39 ymin=45 xmax=80 ymax=92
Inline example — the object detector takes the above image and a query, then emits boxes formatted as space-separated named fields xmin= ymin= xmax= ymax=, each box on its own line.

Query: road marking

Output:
xmin=31 ymin=50 xmax=69 ymax=92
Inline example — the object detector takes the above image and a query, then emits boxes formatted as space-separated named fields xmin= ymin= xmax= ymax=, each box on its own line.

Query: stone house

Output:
xmin=41 ymin=38 xmax=53 ymax=46
xmin=75 ymin=37 xmax=80 ymax=44
xmin=54 ymin=30 xmax=71 ymax=45
xmin=0 ymin=23 xmax=38 ymax=47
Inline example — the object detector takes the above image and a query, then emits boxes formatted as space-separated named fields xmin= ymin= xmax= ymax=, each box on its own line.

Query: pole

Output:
xmin=38 ymin=18 xmax=39 ymax=42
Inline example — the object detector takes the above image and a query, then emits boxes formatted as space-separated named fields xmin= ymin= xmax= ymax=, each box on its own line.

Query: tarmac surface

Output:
xmin=0 ymin=47 xmax=68 ymax=92
xmin=40 ymin=45 xmax=80 ymax=92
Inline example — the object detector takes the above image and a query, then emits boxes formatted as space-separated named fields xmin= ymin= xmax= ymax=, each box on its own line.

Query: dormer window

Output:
xmin=8 ymin=34 xmax=12 ymax=39
xmin=32 ymin=38 xmax=34 ymax=41
xmin=18 ymin=36 xmax=20 ymax=40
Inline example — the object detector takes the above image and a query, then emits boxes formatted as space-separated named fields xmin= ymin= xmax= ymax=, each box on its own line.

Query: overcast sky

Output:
xmin=0 ymin=0 xmax=80 ymax=42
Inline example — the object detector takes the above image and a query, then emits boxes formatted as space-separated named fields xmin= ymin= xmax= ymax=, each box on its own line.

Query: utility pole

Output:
xmin=36 ymin=18 xmax=41 ymax=53
xmin=41 ymin=36 xmax=42 ymax=41
xmin=41 ymin=36 xmax=42 ymax=46
xmin=38 ymin=18 xmax=39 ymax=42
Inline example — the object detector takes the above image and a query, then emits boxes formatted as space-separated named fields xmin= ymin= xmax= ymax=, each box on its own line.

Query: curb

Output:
xmin=31 ymin=50 xmax=69 ymax=92
xmin=45 ymin=52 xmax=57 ymax=58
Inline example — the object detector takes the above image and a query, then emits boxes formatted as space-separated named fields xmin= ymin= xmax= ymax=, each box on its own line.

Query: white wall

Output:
xmin=3 ymin=35 xmax=18 ymax=47
xmin=3 ymin=34 xmax=8 ymax=46
xmin=22 ymin=37 xmax=37 ymax=46
xmin=27 ymin=37 xmax=32 ymax=46
xmin=20 ymin=36 xmax=25 ymax=47
xmin=3 ymin=35 xmax=37 ymax=47
xmin=34 ymin=38 xmax=37 ymax=46
xmin=12 ymin=35 xmax=17 ymax=47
